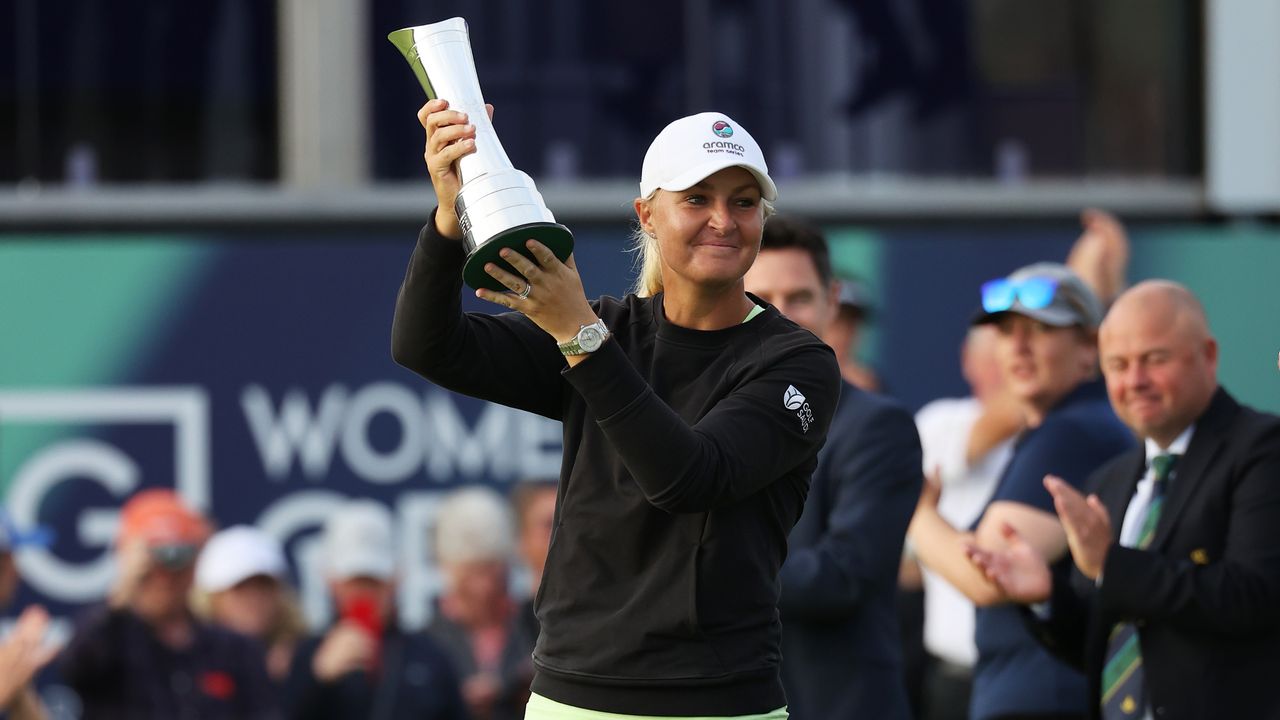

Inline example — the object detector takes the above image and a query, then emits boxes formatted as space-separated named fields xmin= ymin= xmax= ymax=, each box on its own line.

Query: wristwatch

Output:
xmin=558 ymin=319 xmax=610 ymax=356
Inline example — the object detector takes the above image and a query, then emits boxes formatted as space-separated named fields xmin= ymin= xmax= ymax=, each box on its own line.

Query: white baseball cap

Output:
xmin=321 ymin=500 xmax=397 ymax=582
xmin=195 ymin=525 xmax=287 ymax=593
xmin=639 ymin=112 xmax=777 ymax=201
xmin=435 ymin=486 xmax=514 ymax=566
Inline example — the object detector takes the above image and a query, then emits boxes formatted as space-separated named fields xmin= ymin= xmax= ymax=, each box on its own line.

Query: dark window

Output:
xmin=370 ymin=0 xmax=1201 ymax=181
xmin=0 ymin=0 xmax=279 ymax=184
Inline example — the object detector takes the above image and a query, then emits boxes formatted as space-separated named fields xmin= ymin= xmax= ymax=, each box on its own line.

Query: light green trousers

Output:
xmin=524 ymin=693 xmax=788 ymax=720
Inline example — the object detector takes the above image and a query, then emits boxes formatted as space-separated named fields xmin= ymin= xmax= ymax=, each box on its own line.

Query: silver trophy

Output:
xmin=389 ymin=18 xmax=573 ymax=291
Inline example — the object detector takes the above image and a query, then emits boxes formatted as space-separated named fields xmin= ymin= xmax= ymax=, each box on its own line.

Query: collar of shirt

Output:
xmin=1142 ymin=424 xmax=1195 ymax=465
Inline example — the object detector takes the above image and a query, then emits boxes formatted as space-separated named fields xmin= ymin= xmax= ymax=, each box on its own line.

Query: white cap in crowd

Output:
xmin=195 ymin=525 xmax=287 ymax=593
xmin=640 ymin=111 xmax=777 ymax=201
xmin=321 ymin=499 xmax=397 ymax=582
xmin=435 ymin=486 xmax=514 ymax=566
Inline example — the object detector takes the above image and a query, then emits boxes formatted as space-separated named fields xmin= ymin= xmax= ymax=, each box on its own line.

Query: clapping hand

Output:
xmin=0 ymin=605 xmax=59 ymax=709
xmin=1045 ymin=475 xmax=1112 ymax=580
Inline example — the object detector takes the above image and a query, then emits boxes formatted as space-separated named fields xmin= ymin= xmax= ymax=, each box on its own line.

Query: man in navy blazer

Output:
xmin=746 ymin=217 xmax=922 ymax=720
xmin=969 ymin=280 xmax=1280 ymax=720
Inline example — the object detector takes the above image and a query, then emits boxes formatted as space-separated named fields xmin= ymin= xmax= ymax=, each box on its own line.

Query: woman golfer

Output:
xmin=394 ymin=101 xmax=840 ymax=720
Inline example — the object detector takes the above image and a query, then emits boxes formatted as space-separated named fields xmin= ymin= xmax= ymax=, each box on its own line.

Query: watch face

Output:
xmin=579 ymin=325 xmax=604 ymax=352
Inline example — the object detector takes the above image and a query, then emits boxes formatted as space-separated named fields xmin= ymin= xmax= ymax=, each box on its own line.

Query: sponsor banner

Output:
xmin=0 ymin=226 xmax=633 ymax=634
xmin=2 ymin=220 xmax=1277 ymax=639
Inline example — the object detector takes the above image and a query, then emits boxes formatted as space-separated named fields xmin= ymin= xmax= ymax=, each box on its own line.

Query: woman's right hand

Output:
xmin=108 ymin=538 xmax=153 ymax=610
xmin=312 ymin=621 xmax=376 ymax=682
xmin=418 ymin=99 xmax=493 ymax=240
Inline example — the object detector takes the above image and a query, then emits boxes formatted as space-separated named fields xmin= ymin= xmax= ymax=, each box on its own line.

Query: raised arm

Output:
xmin=391 ymin=100 xmax=576 ymax=418
xmin=390 ymin=215 xmax=568 ymax=419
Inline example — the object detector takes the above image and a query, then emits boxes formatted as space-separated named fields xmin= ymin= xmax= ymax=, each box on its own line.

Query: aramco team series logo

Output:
xmin=712 ymin=120 xmax=734 ymax=138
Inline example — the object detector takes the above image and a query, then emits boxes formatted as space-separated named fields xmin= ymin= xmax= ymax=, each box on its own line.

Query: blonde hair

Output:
xmin=629 ymin=190 xmax=775 ymax=298
xmin=190 ymin=582 xmax=309 ymax=647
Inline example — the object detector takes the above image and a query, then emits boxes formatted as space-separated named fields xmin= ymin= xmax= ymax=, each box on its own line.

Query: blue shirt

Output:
xmin=971 ymin=380 xmax=1134 ymax=720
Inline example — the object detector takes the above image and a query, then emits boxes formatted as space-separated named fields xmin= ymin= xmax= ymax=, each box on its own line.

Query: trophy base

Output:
xmin=463 ymin=222 xmax=575 ymax=291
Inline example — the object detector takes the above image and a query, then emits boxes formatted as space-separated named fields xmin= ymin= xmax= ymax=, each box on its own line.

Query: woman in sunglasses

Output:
xmin=908 ymin=263 xmax=1135 ymax=720
xmin=395 ymin=102 xmax=840 ymax=720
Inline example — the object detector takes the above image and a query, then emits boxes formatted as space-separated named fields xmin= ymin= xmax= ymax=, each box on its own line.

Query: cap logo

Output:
xmin=712 ymin=121 xmax=734 ymax=138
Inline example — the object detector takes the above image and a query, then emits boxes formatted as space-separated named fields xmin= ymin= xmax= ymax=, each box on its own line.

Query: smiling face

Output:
xmin=1099 ymin=283 xmax=1218 ymax=446
xmin=634 ymin=166 xmax=764 ymax=296
xmin=993 ymin=313 xmax=1097 ymax=419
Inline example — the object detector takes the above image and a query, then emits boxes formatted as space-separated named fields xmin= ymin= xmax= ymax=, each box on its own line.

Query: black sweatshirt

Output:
xmin=391 ymin=216 xmax=841 ymax=716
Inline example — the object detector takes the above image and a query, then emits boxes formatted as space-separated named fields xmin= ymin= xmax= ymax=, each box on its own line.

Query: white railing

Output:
xmin=0 ymin=178 xmax=1204 ymax=228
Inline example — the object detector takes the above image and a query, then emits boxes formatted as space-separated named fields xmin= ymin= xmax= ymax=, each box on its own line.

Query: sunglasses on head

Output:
xmin=981 ymin=276 xmax=1059 ymax=313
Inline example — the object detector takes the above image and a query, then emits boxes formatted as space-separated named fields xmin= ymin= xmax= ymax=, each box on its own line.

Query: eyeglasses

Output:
xmin=150 ymin=544 xmax=198 ymax=571
xmin=981 ymin=277 xmax=1059 ymax=313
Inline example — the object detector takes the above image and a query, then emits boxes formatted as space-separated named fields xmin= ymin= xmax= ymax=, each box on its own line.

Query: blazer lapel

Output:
xmin=1151 ymin=388 xmax=1238 ymax=550
xmin=1101 ymin=452 xmax=1146 ymax=542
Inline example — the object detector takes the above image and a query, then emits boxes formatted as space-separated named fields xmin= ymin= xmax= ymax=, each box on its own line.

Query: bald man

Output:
xmin=968 ymin=280 xmax=1280 ymax=720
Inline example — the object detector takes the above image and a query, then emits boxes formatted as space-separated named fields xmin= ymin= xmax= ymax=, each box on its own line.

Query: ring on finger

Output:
xmin=516 ymin=281 xmax=532 ymax=300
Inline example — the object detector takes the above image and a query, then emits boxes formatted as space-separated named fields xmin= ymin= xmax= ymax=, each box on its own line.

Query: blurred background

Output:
xmin=1 ymin=0 xmax=1278 ymax=709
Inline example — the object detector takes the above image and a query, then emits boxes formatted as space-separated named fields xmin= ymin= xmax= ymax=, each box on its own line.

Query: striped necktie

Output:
xmin=1100 ymin=453 xmax=1179 ymax=719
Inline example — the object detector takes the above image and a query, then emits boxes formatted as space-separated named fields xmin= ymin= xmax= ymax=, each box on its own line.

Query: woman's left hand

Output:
xmin=477 ymin=240 xmax=599 ymax=344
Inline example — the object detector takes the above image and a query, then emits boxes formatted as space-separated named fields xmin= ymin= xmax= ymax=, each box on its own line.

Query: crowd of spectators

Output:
xmin=0 ymin=478 xmax=560 ymax=720
xmin=2 ymin=207 xmax=1278 ymax=720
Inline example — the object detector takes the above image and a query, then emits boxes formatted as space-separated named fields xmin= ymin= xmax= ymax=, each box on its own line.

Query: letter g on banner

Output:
xmin=8 ymin=439 xmax=139 ymax=601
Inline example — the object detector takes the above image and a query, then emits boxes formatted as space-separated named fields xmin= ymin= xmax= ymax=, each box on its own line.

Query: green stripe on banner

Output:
xmin=0 ymin=235 xmax=213 ymax=494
